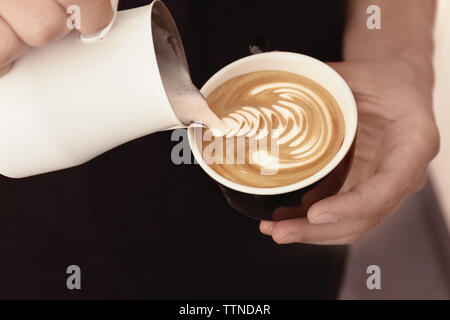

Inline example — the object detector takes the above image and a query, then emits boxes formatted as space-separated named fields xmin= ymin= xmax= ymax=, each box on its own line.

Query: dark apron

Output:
xmin=0 ymin=0 xmax=348 ymax=299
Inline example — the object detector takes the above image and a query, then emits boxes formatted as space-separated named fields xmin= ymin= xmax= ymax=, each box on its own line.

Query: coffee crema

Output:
xmin=202 ymin=70 xmax=345 ymax=188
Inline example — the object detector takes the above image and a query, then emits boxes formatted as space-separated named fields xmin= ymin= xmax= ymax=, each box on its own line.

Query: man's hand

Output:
xmin=259 ymin=0 xmax=438 ymax=245
xmin=0 ymin=0 xmax=115 ymax=77
xmin=259 ymin=59 xmax=440 ymax=245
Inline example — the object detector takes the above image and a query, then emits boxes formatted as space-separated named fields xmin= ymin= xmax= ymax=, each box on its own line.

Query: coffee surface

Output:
xmin=202 ymin=70 xmax=345 ymax=188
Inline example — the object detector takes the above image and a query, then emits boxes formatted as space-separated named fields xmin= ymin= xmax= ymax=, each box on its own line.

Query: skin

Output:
xmin=0 ymin=0 xmax=114 ymax=75
xmin=260 ymin=0 xmax=440 ymax=245
xmin=0 ymin=0 xmax=440 ymax=245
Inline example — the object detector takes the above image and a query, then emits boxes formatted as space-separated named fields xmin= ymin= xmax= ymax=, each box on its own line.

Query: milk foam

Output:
xmin=203 ymin=71 xmax=345 ymax=188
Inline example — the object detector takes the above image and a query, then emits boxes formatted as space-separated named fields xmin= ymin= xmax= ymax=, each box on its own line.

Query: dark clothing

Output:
xmin=0 ymin=0 xmax=347 ymax=299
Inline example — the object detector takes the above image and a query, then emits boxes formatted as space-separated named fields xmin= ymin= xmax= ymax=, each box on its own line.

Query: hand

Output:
xmin=0 ymin=0 xmax=115 ymax=77
xmin=259 ymin=59 xmax=440 ymax=245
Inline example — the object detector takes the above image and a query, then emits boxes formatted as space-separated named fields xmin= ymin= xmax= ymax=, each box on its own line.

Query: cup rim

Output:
xmin=188 ymin=51 xmax=357 ymax=196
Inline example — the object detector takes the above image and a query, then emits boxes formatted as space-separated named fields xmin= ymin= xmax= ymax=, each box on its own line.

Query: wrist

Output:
xmin=344 ymin=46 xmax=434 ymax=94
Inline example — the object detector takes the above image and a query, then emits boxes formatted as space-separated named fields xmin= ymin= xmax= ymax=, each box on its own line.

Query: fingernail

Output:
xmin=278 ymin=233 xmax=301 ymax=244
xmin=80 ymin=0 xmax=119 ymax=43
xmin=265 ymin=224 xmax=274 ymax=234
xmin=310 ymin=213 xmax=339 ymax=225
xmin=261 ymin=221 xmax=274 ymax=234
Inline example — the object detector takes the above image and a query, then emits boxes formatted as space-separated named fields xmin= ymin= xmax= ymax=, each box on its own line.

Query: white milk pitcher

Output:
xmin=0 ymin=1 xmax=218 ymax=178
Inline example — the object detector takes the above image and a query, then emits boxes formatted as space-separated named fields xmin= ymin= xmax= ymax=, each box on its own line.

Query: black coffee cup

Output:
xmin=188 ymin=52 xmax=357 ymax=221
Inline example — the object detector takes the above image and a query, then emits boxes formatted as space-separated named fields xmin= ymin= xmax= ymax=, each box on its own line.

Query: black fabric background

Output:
xmin=0 ymin=0 xmax=348 ymax=299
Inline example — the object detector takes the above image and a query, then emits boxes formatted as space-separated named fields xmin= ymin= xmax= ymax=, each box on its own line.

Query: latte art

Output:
xmin=203 ymin=71 xmax=345 ymax=188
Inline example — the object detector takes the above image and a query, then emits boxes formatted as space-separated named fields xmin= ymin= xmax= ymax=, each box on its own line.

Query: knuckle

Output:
xmin=412 ymin=120 xmax=441 ymax=159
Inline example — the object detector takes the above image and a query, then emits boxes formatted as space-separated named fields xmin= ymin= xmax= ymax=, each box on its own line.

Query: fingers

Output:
xmin=260 ymin=217 xmax=379 ymax=245
xmin=0 ymin=62 xmax=12 ymax=77
xmin=259 ymin=119 xmax=433 ymax=245
xmin=307 ymin=170 xmax=406 ymax=225
xmin=56 ymin=0 xmax=115 ymax=35
xmin=258 ymin=62 xmax=439 ymax=246
xmin=308 ymin=117 xmax=433 ymax=225
xmin=0 ymin=0 xmax=116 ymax=47
xmin=0 ymin=0 xmax=70 ymax=47
xmin=0 ymin=0 xmax=117 ymax=76
xmin=304 ymin=234 xmax=364 ymax=246
xmin=259 ymin=142 xmax=416 ymax=244
xmin=260 ymin=220 xmax=274 ymax=235
xmin=0 ymin=15 xmax=28 ymax=68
